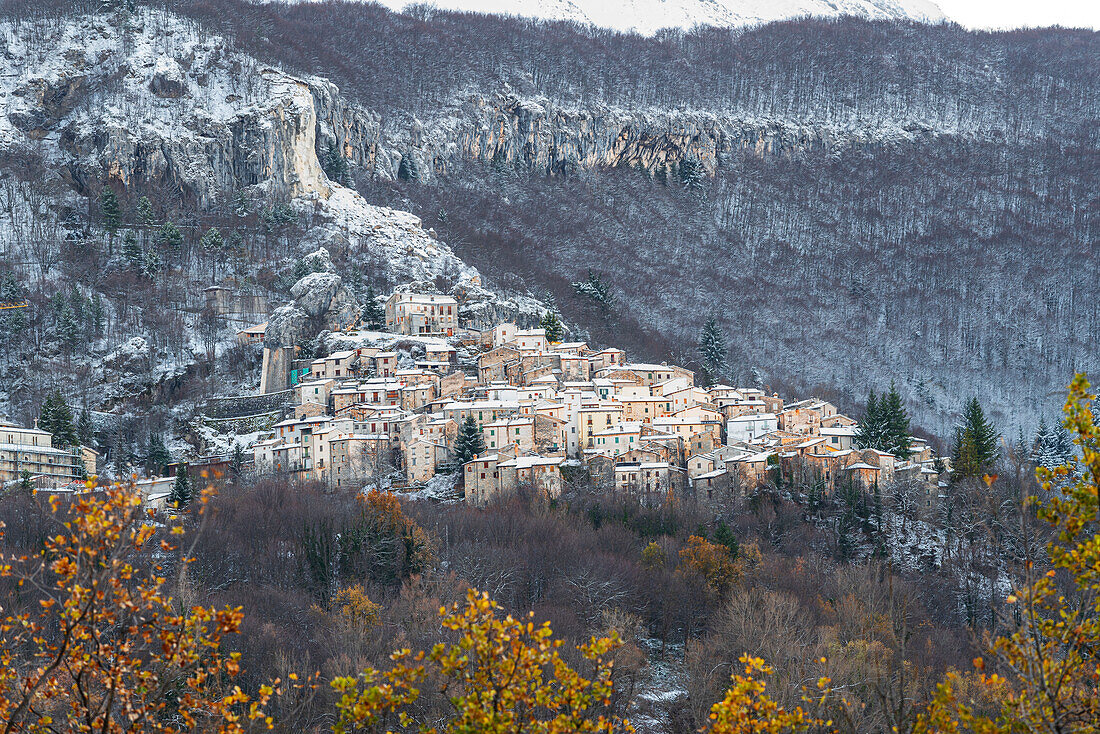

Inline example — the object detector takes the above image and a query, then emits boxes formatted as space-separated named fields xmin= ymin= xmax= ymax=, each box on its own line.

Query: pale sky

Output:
xmin=937 ymin=0 xmax=1100 ymax=30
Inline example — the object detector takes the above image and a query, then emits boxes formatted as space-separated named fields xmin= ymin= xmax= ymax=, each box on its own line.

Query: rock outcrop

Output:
xmin=261 ymin=270 xmax=361 ymax=392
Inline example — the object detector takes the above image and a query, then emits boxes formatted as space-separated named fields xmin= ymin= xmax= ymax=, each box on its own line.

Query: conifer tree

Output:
xmin=78 ymin=407 xmax=94 ymax=447
xmin=136 ymin=195 xmax=155 ymax=228
xmin=146 ymin=432 xmax=170 ymax=476
xmin=0 ymin=271 xmax=23 ymax=303
xmin=68 ymin=284 xmax=86 ymax=325
xmin=571 ymin=270 xmax=614 ymax=310
xmin=200 ymin=227 xmax=224 ymax=281
xmin=18 ymin=468 xmax=34 ymax=492
xmin=362 ymin=286 xmax=385 ymax=330
xmin=679 ymin=156 xmax=706 ymax=197
xmin=142 ymin=248 xmax=163 ymax=276
xmin=55 ymin=300 xmax=79 ymax=353
xmin=41 ymin=390 xmax=76 ymax=448
xmin=451 ymin=416 xmax=485 ymax=474
xmin=233 ymin=190 xmax=250 ymax=217
xmin=856 ymin=390 xmax=886 ymax=450
xmin=100 ymin=188 xmax=121 ymax=236
xmin=170 ymin=465 xmax=191 ymax=508
xmin=89 ymin=293 xmax=105 ymax=338
xmin=323 ymin=142 xmax=350 ymax=185
xmin=881 ymin=381 xmax=912 ymax=459
xmin=0 ymin=271 xmax=27 ymax=342
xmin=698 ymin=316 xmax=727 ymax=386
xmin=539 ymin=311 xmax=564 ymax=343
xmin=230 ymin=442 xmax=245 ymax=481
xmin=951 ymin=397 xmax=1000 ymax=479
xmin=397 ymin=153 xmax=419 ymax=182
xmin=157 ymin=220 xmax=183 ymax=261
xmin=1054 ymin=422 xmax=1075 ymax=466
xmin=111 ymin=424 xmax=132 ymax=476
xmin=38 ymin=393 xmax=57 ymax=438
xmin=1032 ymin=416 xmax=1058 ymax=468
xmin=122 ymin=229 xmax=142 ymax=269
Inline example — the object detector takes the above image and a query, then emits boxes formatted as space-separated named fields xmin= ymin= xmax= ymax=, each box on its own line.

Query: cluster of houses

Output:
xmin=0 ymin=421 xmax=98 ymax=488
xmin=252 ymin=291 xmax=943 ymax=507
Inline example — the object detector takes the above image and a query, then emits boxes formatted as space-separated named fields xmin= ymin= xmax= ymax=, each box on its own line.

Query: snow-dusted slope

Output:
xmin=330 ymin=0 xmax=945 ymax=34
xmin=0 ymin=9 xmax=480 ymax=287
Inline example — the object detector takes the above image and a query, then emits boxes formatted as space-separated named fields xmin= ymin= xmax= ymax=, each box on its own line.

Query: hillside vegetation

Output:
xmin=165 ymin=0 xmax=1099 ymax=433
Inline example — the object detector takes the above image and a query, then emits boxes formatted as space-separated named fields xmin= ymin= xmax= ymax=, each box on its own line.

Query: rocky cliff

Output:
xmin=0 ymin=9 xmax=478 ymax=290
xmin=312 ymin=88 xmax=914 ymax=183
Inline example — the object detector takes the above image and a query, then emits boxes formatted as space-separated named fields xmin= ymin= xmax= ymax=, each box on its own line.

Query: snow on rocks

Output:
xmin=148 ymin=55 xmax=188 ymax=98
xmin=102 ymin=336 xmax=151 ymax=371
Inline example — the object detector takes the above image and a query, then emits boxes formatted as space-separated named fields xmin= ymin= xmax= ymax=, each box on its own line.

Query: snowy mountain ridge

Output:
xmin=333 ymin=0 xmax=945 ymax=35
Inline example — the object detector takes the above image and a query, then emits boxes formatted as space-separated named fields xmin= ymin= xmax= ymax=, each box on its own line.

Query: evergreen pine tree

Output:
xmin=0 ymin=271 xmax=23 ymax=303
xmin=233 ymin=190 xmax=250 ymax=217
xmin=362 ymin=286 xmax=385 ymax=330
xmin=111 ymin=424 xmax=132 ymax=476
xmin=539 ymin=311 xmax=564 ymax=343
xmin=136 ymin=195 xmax=155 ymax=228
xmin=881 ymin=381 xmax=912 ymax=459
xmin=122 ymin=230 xmax=142 ymax=269
xmin=55 ymin=300 xmax=79 ymax=352
xmin=856 ymin=391 xmax=886 ymax=450
xmin=1032 ymin=417 xmax=1058 ymax=468
xmin=89 ymin=294 xmax=105 ymax=338
xmin=1032 ymin=419 xmax=1074 ymax=474
xmin=322 ymin=143 xmax=350 ymax=185
xmin=142 ymin=248 xmax=163 ymax=276
xmin=19 ymin=469 xmax=34 ymax=493
xmin=679 ymin=157 xmax=705 ymax=196
xmin=78 ymin=408 xmax=94 ymax=447
xmin=698 ymin=316 xmax=727 ymax=387
xmin=41 ymin=390 xmax=76 ymax=447
xmin=52 ymin=394 xmax=77 ymax=448
xmin=200 ymin=227 xmax=224 ymax=281
xmin=170 ymin=465 xmax=191 ymax=508
xmin=951 ymin=397 xmax=1000 ymax=479
xmin=147 ymin=432 xmax=170 ymax=475
xmin=230 ymin=442 xmax=245 ymax=480
xmin=397 ymin=153 xmax=419 ymax=182
xmin=100 ymin=188 xmax=121 ymax=236
xmin=68 ymin=284 xmax=86 ymax=326
xmin=0 ymin=272 xmax=27 ymax=343
xmin=38 ymin=393 xmax=57 ymax=438
xmin=451 ymin=416 xmax=486 ymax=473
xmin=158 ymin=220 xmax=184 ymax=262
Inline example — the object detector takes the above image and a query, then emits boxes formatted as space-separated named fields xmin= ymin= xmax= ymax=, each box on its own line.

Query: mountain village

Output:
xmin=245 ymin=289 xmax=944 ymax=508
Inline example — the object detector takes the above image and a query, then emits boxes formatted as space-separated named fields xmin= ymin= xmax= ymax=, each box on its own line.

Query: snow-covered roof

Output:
xmin=727 ymin=413 xmax=777 ymax=423
xmin=498 ymin=456 xmax=564 ymax=469
xmin=821 ymin=426 xmax=858 ymax=436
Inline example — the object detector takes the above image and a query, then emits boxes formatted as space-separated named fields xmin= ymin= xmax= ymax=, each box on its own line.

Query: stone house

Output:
xmin=385 ymin=292 xmax=459 ymax=336
xmin=497 ymin=456 xmax=564 ymax=501
xmin=406 ymin=439 xmax=450 ymax=484
xmin=329 ymin=433 xmax=390 ymax=488
xmin=778 ymin=405 xmax=821 ymax=436
xmin=614 ymin=462 xmax=686 ymax=500
xmin=726 ymin=413 xmax=778 ymax=444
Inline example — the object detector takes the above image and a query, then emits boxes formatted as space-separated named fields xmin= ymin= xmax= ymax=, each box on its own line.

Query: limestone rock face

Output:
xmin=148 ymin=56 xmax=188 ymax=98
xmin=312 ymin=89 xmax=864 ymax=185
xmin=267 ymin=271 xmax=360 ymax=351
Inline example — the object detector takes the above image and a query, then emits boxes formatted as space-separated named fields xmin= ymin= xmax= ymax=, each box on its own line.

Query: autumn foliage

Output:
xmin=331 ymin=588 xmax=628 ymax=734
xmin=915 ymin=373 xmax=1100 ymax=733
xmin=0 ymin=485 xmax=280 ymax=733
